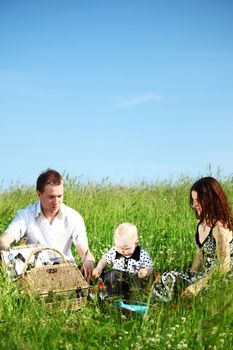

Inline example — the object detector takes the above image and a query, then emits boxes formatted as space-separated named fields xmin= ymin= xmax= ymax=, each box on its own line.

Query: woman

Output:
xmin=153 ymin=177 xmax=233 ymax=301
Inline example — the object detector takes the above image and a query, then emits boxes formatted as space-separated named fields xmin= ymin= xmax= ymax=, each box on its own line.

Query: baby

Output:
xmin=92 ymin=223 xmax=154 ymax=297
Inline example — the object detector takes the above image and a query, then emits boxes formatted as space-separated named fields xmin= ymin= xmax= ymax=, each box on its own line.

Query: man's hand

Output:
xmin=81 ymin=260 xmax=95 ymax=281
xmin=0 ymin=232 xmax=15 ymax=250
xmin=76 ymin=244 xmax=95 ymax=281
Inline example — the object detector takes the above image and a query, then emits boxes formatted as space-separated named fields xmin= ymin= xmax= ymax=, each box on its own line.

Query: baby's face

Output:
xmin=115 ymin=240 xmax=137 ymax=257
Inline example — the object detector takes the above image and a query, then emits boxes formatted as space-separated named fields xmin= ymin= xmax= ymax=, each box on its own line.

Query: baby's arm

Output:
xmin=92 ymin=258 xmax=108 ymax=278
xmin=138 ymin=248 xmax=154 ymax=278
xmin=138 ymin=266 xmax=153 ymax=278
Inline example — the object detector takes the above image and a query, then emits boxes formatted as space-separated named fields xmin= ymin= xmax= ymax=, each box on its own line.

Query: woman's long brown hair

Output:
xmin=190 ymin=177 xmax=233 ymax=230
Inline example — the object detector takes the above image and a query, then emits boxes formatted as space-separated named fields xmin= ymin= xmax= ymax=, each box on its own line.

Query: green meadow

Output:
xmin=1 ymin=176 xmax=233 ymax=350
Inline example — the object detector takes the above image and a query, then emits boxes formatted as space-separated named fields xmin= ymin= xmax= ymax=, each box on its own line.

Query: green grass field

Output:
xmin=0 ymin=176 xmax=233 ymax=350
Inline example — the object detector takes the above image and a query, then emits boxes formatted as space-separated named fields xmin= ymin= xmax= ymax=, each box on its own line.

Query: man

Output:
xmin=0 ymin=169 xmax=95 ymax=279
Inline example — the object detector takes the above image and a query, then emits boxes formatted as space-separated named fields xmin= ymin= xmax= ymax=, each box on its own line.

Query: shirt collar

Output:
xmin=115 ymin=245 xmax=141 ymax=261
xmin=34 ymin=200 xmax=65 ymax=219
xmin=34 ymin=200 xmax=41 ymax=218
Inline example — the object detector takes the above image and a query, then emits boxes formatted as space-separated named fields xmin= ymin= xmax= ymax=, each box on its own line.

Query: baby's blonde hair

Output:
xmin=114 ymin=222 xmax=138 ymax=245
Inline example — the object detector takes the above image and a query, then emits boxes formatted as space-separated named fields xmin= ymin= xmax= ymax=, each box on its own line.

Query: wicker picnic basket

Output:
xmin=14 ymin=246 xmax=89 ymax=310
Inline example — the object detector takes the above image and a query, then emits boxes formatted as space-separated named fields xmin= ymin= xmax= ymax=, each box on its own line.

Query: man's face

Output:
xmin=37 ymin=183 xmax=64 ymax=217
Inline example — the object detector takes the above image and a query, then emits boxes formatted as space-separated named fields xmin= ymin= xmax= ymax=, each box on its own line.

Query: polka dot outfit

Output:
xmin=104 ymin=245 xmax=154 ymax=274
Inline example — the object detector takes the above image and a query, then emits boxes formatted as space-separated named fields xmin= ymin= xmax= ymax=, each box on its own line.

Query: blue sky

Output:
xmin=1 ymin=0 xmax=233 ymax=188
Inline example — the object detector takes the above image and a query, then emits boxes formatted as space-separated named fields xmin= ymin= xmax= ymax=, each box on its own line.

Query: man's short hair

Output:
xmin=36 ymin=169 xmax=63 ymax=193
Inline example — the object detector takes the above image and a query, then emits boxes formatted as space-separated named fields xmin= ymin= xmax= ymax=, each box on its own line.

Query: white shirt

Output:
xmin=5 ymin=200 xmax=88 ymax=263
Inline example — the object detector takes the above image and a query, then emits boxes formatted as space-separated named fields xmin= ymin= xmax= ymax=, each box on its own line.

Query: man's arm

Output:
xmin=0 ymin=232 xmax=15 ymax=250
xmin=75 ymin=243 xmax=95 ymax=280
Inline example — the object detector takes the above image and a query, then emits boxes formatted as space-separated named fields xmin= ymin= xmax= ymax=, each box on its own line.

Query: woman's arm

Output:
xmin=190 ymin=249 xmax=203 ymax=272
xmin=180 ymin=275 xmax=209 ymax=298
xmin=214 ymin=225 xmax=232 ymax=273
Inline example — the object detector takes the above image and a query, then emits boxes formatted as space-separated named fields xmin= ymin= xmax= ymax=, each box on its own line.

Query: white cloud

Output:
xmin=116 ymin=93 xmax=164 ymax=108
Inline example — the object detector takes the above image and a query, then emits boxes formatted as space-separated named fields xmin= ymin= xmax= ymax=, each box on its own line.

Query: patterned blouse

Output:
xmin=104 ymin=245 xmax=154 ymax=274
xmin=195 ymin=222 xmax=233 ymax=273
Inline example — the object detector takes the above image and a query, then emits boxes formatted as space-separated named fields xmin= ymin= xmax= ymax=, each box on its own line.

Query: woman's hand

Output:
xmin=180 ymin=285 xmax=196 ymax=299
xmin=180 ymin=275 xmax=209 ymax=299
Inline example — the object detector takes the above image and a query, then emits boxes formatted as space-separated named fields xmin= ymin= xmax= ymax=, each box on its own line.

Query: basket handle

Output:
xmin=22 ymin=247 xmax=68 ymax=276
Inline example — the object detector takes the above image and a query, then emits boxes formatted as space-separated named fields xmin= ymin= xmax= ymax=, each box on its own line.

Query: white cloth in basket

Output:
xmin=1 ymin=246 xmax=51 ymax=276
